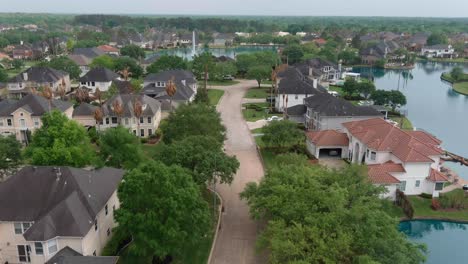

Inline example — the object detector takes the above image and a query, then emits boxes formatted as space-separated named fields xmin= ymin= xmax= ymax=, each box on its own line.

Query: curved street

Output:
xmin=209 ymin=80 xmax=266 ymax=264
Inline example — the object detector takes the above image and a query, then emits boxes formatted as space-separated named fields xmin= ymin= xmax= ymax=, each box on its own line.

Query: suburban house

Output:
xmin=97 ymin=45 xmax=120 ymax=56
xmin=71 ymin=47 xmax=105 ymax=60
xmin=306 ymin=118 xmax=448 ymax=200
xmin=11 ymin=43 xmax=34 ymax=60
xmin=0 ymin=94 xmax=73 ymax=142
xmin=72 ymin=103 xmax=98 ymax=127
xmin=405 ymin=32 xmax=430 ymax=51
xmin=68 ymin=54 xmax=93 ymax=76
xmin=212 ymin=33 xmax=235 ymax=46
xmin=79 ymin=67 xmax=120 ymax=92
xmin=100 ymin=94 xmax=162 ymax=137
xmin=45 ymin=246 xmax=118 ymax=264
xmin=7 ymin=67 xmax=71 ymax=98
xmin=295 ymin=58 xmax=342 ymax=84
xmin=142 ymin=54 xmax=161 ymax=71
xmin=0 ymin=166 xmax=123 ymax=264
xmin=360 ymin=40 xmax=403 ymax=65
xmin=421 ymin=44 xmax=456 ymax=58
xmin=142 ymin=70 xmax=197 ymax=110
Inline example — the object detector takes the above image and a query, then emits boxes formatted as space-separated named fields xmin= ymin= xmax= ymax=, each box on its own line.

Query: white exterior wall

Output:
xmin=100 ymin=111 xmax=162 ymax=138
xmin=80 ymin=81 xmax=113 ymax=93
xmin=380 ymin=184 xmax=398 ymax=200
xmin=306 ymin=139 xmax=317 ymax=158
xmin=399 ymin=162 xmax=432 ymax=195
xmin=275 ymin=94 xmax=308 ymax=112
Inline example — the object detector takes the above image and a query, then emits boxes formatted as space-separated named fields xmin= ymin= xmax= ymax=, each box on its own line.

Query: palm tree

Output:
xmin=133 ymin=99 xmax=143 ymax=137
xmin=270 ymin=67 xmax=277 ymax=112
xmin=94 ymin=87 xmax=103 ymax=106
xmin=55 ymin=85 xmax=66 ymax=100
xmin=41 ymin=86 xmax=53 ymax=113
xmin=166 ymin=76 xmax=177 ymax=112
xmin=94 ymin=108 xmax=103 ymax=132
xmin=112 ymin=100 xmax=124 ymax=125
xmin=119 ymin=67 xmax=132 ymax=81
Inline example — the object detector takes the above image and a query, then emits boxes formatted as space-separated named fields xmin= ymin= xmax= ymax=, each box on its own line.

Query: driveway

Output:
xmin=209 ymin=80 xmax=266 ymax=264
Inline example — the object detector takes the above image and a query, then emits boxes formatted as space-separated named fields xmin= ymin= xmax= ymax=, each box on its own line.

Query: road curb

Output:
xmin=206 ymin=187 xmax=224 ymax=264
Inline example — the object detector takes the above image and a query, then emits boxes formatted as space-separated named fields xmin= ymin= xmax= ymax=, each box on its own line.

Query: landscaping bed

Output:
xmin=244 ymin=87 xmax=270 ymax=99
xmin=242 ymin=102 xmax=277 ymax=122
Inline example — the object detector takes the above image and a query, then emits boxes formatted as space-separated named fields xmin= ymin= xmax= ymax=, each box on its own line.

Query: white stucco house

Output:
xmin=306 ymin=118 xmax=448 ymax=200
xmin=79 ymin=67 xmax=120 ymax=93
xmin=421 ymin=44 xmax=456 ymax=58
xmin=0 ymin=166 xmax=123 ymax=264
xmin=275 ymin=67 xmax=319 ymax=112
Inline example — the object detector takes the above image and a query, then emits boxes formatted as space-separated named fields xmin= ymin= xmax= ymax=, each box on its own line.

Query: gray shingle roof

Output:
xmin=111 ymin=80 xmax=134 ymax=94
xmin=143 ymin=70 xmax=196 ymax=101
xmin=46 ymin=246 xmax=119 ymax=264
xmin=72 ymin=48 xmax=105 ymax=59
xmin=277 ymin=67 xmax=318 ymax=95
xmin=304 ymin=93 xmax=382 ymax=117
xmin=102 ymin=94 xmax=161 ymax=117
xmin=73 ymin=103 xmax=98 ymax=117
xmin=0 ymin=166 xmax=124 ymax=241
xmin=0 ymin=94 xmax=73 ymax=117
xmin=79 ymin=67 xmax=119 ymax=82
xmin=9 ymin=67 xmax=68 ymax=83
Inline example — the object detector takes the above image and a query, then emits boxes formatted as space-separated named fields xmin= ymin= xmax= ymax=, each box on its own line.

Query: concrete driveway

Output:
xmin=209 ymin=80 xmax=266 ymax=264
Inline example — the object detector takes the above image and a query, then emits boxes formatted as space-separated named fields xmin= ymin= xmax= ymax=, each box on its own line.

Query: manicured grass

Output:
xmin=424 ymin=57 xmax=468 ymax=63
xmin=381 ymin=200 xmax=405 ymax=218
xmin=250 ymin=127 xmax=263 ymax=134
xmin=242 ymin=102 xmax=277 ymax=122
xmin=207 ymin=89 xmax=225 ymax=106
xmin=244 ymin=87 xmax=270 ymax=99
xmin=328 ymin=85 xmax=344 ymax=96
xmin=408 ymin=195 xmax=468 ymax=221
xmin=141 ymin=143 xmax=165 ymax=157
xmin=259 ymin=148 xmax=277 ymax=170
xmin=389 ymin=115 xmax=413 ymax=130
xmin=453 ymin=82 xmax=468 ymax=95
xmin=198 ymin=80 xmax=240 ymax=86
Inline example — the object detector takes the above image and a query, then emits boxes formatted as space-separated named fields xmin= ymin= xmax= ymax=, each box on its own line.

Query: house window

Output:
xmin=81 ymin=82 xmax=86 ymax=85
xmin=47 ymin=239 xmax=58 ymax=255
xmin=148 ymin=129 xmax=153 ymax=136
xmin=94 ymin=219 xmax=98 ymax=231
xmin=133 ymin=130 xmax=136 ymax=135
xmin=111 ymin=117 xmax=118 ymax=124
xmin=105 ymin=118 xmax=110 ymax=125
xmin=140 ymin=117 xmax=144 ymax=124
xmin=17 ymin=245 xmax=31 ymax=262
xmin=7 ymin=119 xmax=12 ymax=126
xmin=14 ymin=222 xmax=32 ymax=234
xmin=370 ymin=151 xmax=376 ymax=161
xmin=107 ymin=228 xmax=111 ymax=236
xmin=140 ymin=129 xmax=145 ymax=137
xmin=398 ymin=181 xmax=407 ymax=192
xmin=35 ymin=242 xmax=43 ymax=255
xmin=105 ymin=204 xmax=108 ymax=215
xmin=33 ymin=118 xmax=39 ymax=127
xmin=92 ymin=82 xmax=95 ymax=86
xmin=147 ymin=117 xmax=152 ymax=123
xmin=19 ymin=118 xmax=26 ymax=127
xmin=124 ymin=118 xmax=129 ymax=125
xmin=435 ymin=182 xmax=444 ymax=191
xmin=415 ymin=180 xmax=421 ymax=188
xmin=366 ymin=149 xmax=369 ymax=157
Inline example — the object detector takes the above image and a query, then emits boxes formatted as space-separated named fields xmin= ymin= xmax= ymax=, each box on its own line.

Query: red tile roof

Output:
xmin=306 ymin=130 xmax=349 ymax=147
xmin=427 ymin=168 xmax=449 ymax=182
xmin=367 ymin=161 xmax=405 ymax=184
xmin=343 ymin=118 xmax=443 ymax=163
xmin=97 ymin=45 xmax=119 ymax=53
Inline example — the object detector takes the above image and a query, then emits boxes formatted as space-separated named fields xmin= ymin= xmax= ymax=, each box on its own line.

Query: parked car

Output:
xmin=463 ymin=185 xmax=468 ymax=191
xmin=223 ymin=75 xmax=235 ymax=80
xmin=267 ymin=116 xmax=283 ymax=122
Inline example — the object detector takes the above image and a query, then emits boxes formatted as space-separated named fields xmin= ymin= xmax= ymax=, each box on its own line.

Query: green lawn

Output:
xmin=207 ymin=89 xmax=225 ymax=106
xmin=381 ymin=200 xmax=405 ymax=218
xmin=408 ymin=195 xmax=468 ymax=221
xmin=453 ymin=82 xmax=468 ymax=95
xmin=6 ymin=60 xmax=40 ymax=77
xmin=250 ymin=127 xmax=263 ymax=134
xmin=141 ymin=143 xmax=165 ymax=157
xmin=389 ymin=115 xmax=413 ymax=130
xmin=329 ymin=85 xmax=344 ymax=96
xmin=242 ymin=102 xmax=277 ymax=122
xmin=244 ymin=87 xmax=270 ymax=99
xmin=199 ymin=80 xmax=240 ymax=86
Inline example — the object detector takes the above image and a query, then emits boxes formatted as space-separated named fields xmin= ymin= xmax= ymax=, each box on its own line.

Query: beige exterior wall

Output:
xmin=74 ymin=115 xmax=97 ymax=127
xmin=8 ymin=75 xmax=71 ymax=94
xmin=99 ymin=110 xmax=162 ymax=138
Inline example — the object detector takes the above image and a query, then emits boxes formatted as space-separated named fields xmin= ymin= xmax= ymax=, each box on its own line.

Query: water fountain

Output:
xmin=191 ymin=30 xmax=197 ymax=57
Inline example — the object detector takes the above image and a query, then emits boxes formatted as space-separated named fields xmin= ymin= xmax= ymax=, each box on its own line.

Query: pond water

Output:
xmin=354 ymin=62 xmax=468 ymax=180
xmin=399 ymin=220 xmax=468 ymax=264
xmin=146 ymin=45 xmax=279 ymax=60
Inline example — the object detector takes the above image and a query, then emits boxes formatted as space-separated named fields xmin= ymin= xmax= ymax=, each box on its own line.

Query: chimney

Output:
xmin=181 ymin=80 xmax=186 ymax=86
xmin=54 ymin=167 xmax=62 ymax=181
xmin=20 ymin=40 xmax=24 ymax=46
xmin=22 ymin=72 xmax=28 ymax=81
xmin=308 ymin=67 xmax=313 ymax=77
xmin=313 ymin=78 xmax=318 ymax=89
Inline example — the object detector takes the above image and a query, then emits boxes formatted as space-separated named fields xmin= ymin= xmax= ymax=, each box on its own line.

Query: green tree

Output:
xmin=0 ymin=37 xmax=10 ymax=48
xmin=91 ymin=55 xmax=116 ymax=69
xmin=12 ymin=59 xmax=24 ymax=70
xmin=351 ymin=34 xmax=362 ymax=49
xmin=99 ymin=126 xmax=144 ymax=170
xmin=247 ymin=65 xmax=270 ymax=87
xmin=356 ymin=80 xmax=376 ymax=99
xmin=194 ymin=88 xmax=209 ymax=104
xmin=427 ymin=32 xmax=448 ymax=46
xmin=115 ymin=161 xmax=210 ymax=260
xmin=161 ymin=103 xmax=225 ymax=144
xmin=212 ymin=61 xmax=237 ymax=81
xmin=235 ymin=53 xmax=256 ymax=76
xmin=375 ymin=58 xmax=387 ymax=68
xmin=146 ymin=55 xmax=188 ymax=74
xmin=450 ymin=66 xmax=464 ymax=81
xmin=282 ymin=44 xmax=304 ymax=64
xmin=240 ymin=164 xmax=426 ymax=264
xmin=388 ymin=90 xmax=407 ymax=111
xmin=262 ymin=120 xmax=304 ymax=151
xmin=120 ymin=44 xmax=146 ymax=60
xmin=66 ymin=39 xmax=75 ymax=51
xmin=192 ymin=52 xmax=215 ymax=80
xmin=342 ymin=78 xmax=358 ymax=97
xmin=0 ymin=135 xmax=22 ymax=169
xmin=0 ymin=68 xmax=8 ymax=82
xmin=45 ymin=56 xmax=82 ymax=79
xmin=114 ymin=57 xmax=143 ymax=79
xmin=25 ymin=111 xmax=96 ymax=167
xmin=156 ymin=135 xmax=239 ymax=185
xmin=370 ymin=89 xmax=390 ymax=105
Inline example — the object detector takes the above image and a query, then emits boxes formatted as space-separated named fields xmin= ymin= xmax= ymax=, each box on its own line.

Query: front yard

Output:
xmin=389 ymin=115 xmax=413 ymax=130
xmin=244 ymin=87 xmax=270 ymax=99
xmin=207 ymin=89 xmax=225 ymax=106
xmin=242 ymin=102 xmax=277 ymax=122
xmin=198 ymin=80 xmax=240 ymax=86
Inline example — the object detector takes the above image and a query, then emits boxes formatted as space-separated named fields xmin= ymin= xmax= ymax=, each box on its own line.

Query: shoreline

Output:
xmin=400 ymin=217 xmax=468 ymax=224
xmin=440 ymin=73 xmax=468 ymax=96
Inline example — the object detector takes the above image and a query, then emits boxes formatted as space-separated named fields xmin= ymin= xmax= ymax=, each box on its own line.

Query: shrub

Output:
xmin=439 ymin=189 xmax=468 ymax=209
xmin=396 ymin=190 xmax=414 ymax=219
xmin=102 ymin=227 xmax=132 ymax=256
xmin=431 ymin=198 xmax=441 ymax=211
xmin=419 ymin=193 xmax=433 ymax=199
xmin=87 ymin=127 xmax=99 ymax=143
xmin=141 ymin=138 xmax=148 ymax=144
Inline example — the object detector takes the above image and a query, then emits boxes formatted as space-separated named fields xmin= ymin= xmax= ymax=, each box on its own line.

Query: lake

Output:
xmin=399 ymin=220 xmax=468 ymax=264
xmin=354 ymin=62 xmax=468 ymax=180
xmin=146 ymin=45 xmax=279 ymax=60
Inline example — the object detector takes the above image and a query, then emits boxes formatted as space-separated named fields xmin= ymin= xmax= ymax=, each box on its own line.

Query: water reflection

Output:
xmin=400 ymin=220 xmax=467 ymax=239
xmin=148 ymin=45 xmax=279 ymax=60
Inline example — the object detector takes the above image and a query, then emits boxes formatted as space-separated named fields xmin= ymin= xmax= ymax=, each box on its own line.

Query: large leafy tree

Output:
xmin=91 ymin=55 xmax=116 ymax=69
xmin=156 ymin=135 xmax=239 ymax=185
xmin=247 ymin=65 xmax=270 ymax=87
xmin=161 ymin=103 xmax=225 ymax=144
xmin=41 ymin=56 xmax=82 ymax=80
xmin=450 ymin=66 xmax=464 ymax=81
xmin=191 ymin=51 xmax=215 ymax=80
xmin=0 ymin=68 xmax=8 ymax=82
xmin=146 ymin=55 xmax=188 ymax=74
xmin=342 ymin=78 xmax=358 ymax=97
xmin=356 ymin=80 xmax=376 ymax=99
xmin=114 ymin=57 xmax=143 ymax=79
xmin=241 ymin=162 xmax=426 ymax=264
xmin=120 ymin=44 xmax=146 ymax=60
xmin=0 ymin=135 xmax=22 ymax=169
xmin=116 ymin=161 xmax=210 ymax=260
xmin=282 ymin=44 xmax=304 ymax=64
xmin=99 ymin=126 xmax=143 ymax=170
xmin=25 ymin=111 xmax=96 ymax=167
xmin=262 ymin=120 xmax=304 ymax=151
xmin=427 ymin=32 xmax=448 ymax=46
xmin=370 ymin=90 xmax=407 ymax=111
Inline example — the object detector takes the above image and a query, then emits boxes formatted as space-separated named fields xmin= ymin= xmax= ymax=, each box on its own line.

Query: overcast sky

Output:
xmin=1 ymin=0 xmax=467 ymax=17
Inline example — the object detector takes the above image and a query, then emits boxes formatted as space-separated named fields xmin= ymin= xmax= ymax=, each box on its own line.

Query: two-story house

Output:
xmin=0 ymin=94 xmax=73 ymax=142
xmin=142 ymin=70 xmax=197 ymax=111
xmin=0 ymin=166 xmax=124 ymax=264
xmin=306 ymin=118 xmax=448 ymax=200
xmin=421 ymin=44 xmax=456 ymax=59
xmin=100 ymin=94 xmax=162 ymax=137
xmin=295 ymin=58 xmax=342 ymax=84
xmin=79 ymin=67 xmax=120 ymax=93
xmin=7 ymin=67 xmax=71 ymax=99
xmin=360 ymin=40 xmax=403 ymax=65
